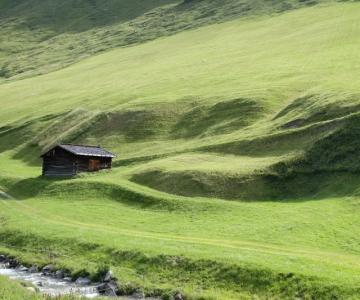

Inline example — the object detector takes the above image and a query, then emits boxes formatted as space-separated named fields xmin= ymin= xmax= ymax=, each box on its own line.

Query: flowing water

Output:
xmin=0 ymin=264 xmax=151 ymax=299
xmin=0 ymin=266 xmax=100 ymax=298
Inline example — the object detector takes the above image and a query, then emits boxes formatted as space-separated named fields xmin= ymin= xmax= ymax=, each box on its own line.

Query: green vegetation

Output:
xmin=0 ymin=0 xmax=331 ymax=80
xmin=1 ymin=178 xmax=360 ymax=299
xmin=1 ymin=0 xmax=360 ymax=299
xmin=0 ymin=276 xmax=37 ymax=300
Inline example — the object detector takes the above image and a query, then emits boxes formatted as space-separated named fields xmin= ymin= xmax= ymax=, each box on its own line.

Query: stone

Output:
xmin=174 ymin=292 xmax=184 ymax=300
xmin=63 ymin=277 xmax=73 ymax=282
xmin=55 ymin=269 xmax=65 ymax=279
xmin=42 ymin=264 xmax=55 ymax=275
xmin=103 ymin=270 xmax=114 ymax=282
xmin=18 ymin=265 xmax=28 ymax=272
xmin=0 ymin=255 xmax=6 ymax=262
xmin=36 ymin=281 xmax=43 ymax=287
xmin=75 ymin=277 xmax=91 ymax=286
xmin=132 ymin=291 xmax=145 ymax=299
xmin=29 ymin=265 xmax=39 ymax=273
xmin=97 ymin=281 xmax=119 ymax=297
xmin=8 ymin=259 xmax=19 ymax=268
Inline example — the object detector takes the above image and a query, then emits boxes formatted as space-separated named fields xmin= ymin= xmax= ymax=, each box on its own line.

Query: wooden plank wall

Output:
xmin=42 ymin=157 xmax=76 ymax=177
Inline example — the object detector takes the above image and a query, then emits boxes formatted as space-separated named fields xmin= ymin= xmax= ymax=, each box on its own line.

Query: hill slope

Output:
xmin=1 ymin=0 xmax=331 ymax=80
xmin=1 ymin=1 xmax=360 ymax=299
xmin=1 ymin=1 xmax=360 ymax=199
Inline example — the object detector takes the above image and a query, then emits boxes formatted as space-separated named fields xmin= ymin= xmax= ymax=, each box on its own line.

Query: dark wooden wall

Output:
xmin=42 ymin=147 xmax=76 ymax=177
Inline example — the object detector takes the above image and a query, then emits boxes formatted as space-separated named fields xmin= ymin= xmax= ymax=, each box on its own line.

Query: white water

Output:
xmin=0 ymin=267 xmax=100 ymax=298
xmin=0 ymin=265 xmax=152 ymax=299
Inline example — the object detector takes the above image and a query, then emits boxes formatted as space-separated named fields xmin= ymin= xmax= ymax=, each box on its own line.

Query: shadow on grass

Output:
xmin=2 ymin=0 xmax=179 ymax=34
xmin=6 ymin=177 xmax=69 ymax=200
xmin=3 ymin=176 xmax=184 ymax=211
xmin=4 ymin=167 xmax=360 ymax=205
xmin=131 ymin=169 xmax=360 ymax=203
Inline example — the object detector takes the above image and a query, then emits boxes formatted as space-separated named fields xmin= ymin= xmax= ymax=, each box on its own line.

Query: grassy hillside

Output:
xmin=1 ymin=0 xmax=360 ymax=299
xmin=0 ymin=0 xmax=331 ymax=80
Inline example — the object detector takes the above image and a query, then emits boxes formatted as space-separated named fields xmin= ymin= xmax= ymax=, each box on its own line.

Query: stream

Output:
xmin=0 ymin=264 xmax=154 ymax=299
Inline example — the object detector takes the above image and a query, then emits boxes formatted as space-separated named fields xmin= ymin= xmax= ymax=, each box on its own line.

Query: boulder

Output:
xmin=75 ymin=277 xmax=91 ymax=286
xmin=103 ymin=270 xmax=114 ymax=282
xmin=18 ymin=265 xmax=28 ymax=272
xmin=29 ymin=265 xmax=39 ymax=273
xmin=174 ymin=292 xmax=184 ymax=300
xmin=8 ymin=259 xmax=19 ymax=268
xmin=97 ymin=281 xmax=119 ymax=297
xmin=55 ymin=269 xmax=65 ymax=279
xmin=63 ymin=277 xmax=72 ymax=282
xmin=0 ymin=255 xmax=6 ymax=262
xmin=132 ymin=291 xmax=146 ymax=299
xmin=42 ymin=264 xmax=55 ymax=275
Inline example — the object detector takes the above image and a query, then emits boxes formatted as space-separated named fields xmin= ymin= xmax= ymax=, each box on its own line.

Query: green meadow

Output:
xmin=1 ymin=0 xmax=360 ymax=299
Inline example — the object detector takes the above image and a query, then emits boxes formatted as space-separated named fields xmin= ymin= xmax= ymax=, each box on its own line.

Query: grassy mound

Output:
xmin=171 ymin=98 xmax=265 ymax=138
xmin=298 ymin=114 xmax=360 ymax=172
xmin=131 ymin=164 xmax=360 ymax=200
xmin=271 ymin=112 xmax=360 ymax=178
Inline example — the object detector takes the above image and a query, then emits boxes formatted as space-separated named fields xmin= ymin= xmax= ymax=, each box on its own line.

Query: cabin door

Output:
xmin=89 ymin=159 xmax=100 ymax=171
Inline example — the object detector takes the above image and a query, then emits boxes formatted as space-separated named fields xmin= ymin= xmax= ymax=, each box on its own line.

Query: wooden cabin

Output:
xmin=41 ymin=144 xmax=116 ymax=177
